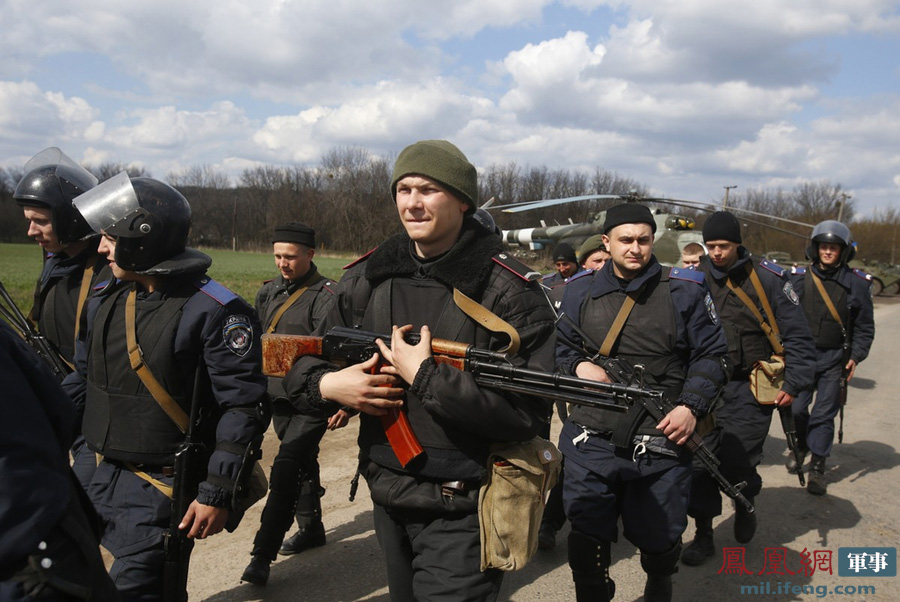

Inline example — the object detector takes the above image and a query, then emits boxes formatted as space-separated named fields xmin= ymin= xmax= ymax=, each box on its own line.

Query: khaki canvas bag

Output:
xmin=478 ymin=436 xmax=562 ymax=571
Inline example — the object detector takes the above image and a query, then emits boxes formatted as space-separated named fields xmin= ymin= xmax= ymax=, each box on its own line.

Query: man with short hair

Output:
xmin=681 ymin=242 xmax=706 ymax=268
xmin=556 ymin=203 xmax=729 ymax=602
xmin=578 ymin=234 xmax=611 ymax=271
xmin=283 ymin=140 xmax=556 ymax=601
xmin=789 ymin=221 xmax=874 ymax=496
xmin=682 ymin=211 xmax=815 ymax=567
xmin=65 ymin=173 xmax=270 ymax=601
xmin=241 ymin=223 xmax=347 ymax=586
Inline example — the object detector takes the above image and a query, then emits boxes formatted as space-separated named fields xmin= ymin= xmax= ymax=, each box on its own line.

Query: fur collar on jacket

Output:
xmin=364 ymin=220 xmax=502 ymax=299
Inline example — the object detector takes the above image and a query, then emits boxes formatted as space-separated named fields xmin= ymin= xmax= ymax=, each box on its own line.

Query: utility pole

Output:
xmin=723 ymin=185 xmax=737 ymax=208
xmin=837 ymin=193 xmax=851 ymax=222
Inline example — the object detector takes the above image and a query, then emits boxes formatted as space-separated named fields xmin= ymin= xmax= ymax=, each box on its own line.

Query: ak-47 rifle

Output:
xmin=555 ymin=313 xmax=755 ymax=513
xmin=162 ymin=368 xmax=206 ymax=602
xmin=779 ymin=407 xmax=805 ymax=486
xmin=262 ymin=326 xmax=754 ymax=514
xmin=837 ymin=325 xmax=853 ymax=444
xmin=0 ymin=278 xmax=71 ymax=381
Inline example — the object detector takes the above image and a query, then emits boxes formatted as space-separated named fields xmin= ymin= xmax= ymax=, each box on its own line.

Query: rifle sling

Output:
xmin=73 ymin=257 xmax=96 ymax=344
xmin=125 ymin=289 xmax=190 ymax=434
xmin=452 ymin=288 xmax=520 ymax=355
xmin=124 ymin=461 xmax=175 ymax=499
xmin=266 ymin=284 xmax=309 ymax=333
xmin=594 ymin=280 xmax=648 ymax=448
xmin=725 ymin=263 xmax=784 ymax=355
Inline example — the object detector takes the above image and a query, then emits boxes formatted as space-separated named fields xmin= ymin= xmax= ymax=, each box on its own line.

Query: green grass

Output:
xmin=0 ymin=243 xmax=44 ymax=314
xmin=0 ymin=243 xmax=355 ymax=315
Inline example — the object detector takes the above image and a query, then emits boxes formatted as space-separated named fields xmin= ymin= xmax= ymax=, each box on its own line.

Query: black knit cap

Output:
xmin=702 ymin=211 xmax=742 ymax=244
xmin=603 ymin=203 xmax=657 ymax=234
xmin=553 ymin=242 xmax=577 ymax=263
xmin=272 ymin=222 xmax=316 ymax=247
xmin=390 ymin=140 xmax=477 ymax=216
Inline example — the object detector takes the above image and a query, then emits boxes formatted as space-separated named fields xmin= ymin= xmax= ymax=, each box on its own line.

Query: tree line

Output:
xmin=2 ymin=147 xmax=898 ymax=266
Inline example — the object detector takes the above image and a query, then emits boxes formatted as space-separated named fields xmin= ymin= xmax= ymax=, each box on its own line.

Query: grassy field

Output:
xmin=0 ymin=243 xmax=355 ymax=314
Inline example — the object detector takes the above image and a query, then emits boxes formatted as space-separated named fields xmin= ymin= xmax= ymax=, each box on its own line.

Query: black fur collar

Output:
xmin=365 ymin=221 xmax=502 ymax=298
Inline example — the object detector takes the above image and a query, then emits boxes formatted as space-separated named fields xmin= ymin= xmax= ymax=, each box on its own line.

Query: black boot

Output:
xmin=538 ymin=521 xmax=558 ymax=551
xmin=733 ymin=499 xmax=757 ymax=544
xmin=241 ymin=554 xmax=272 ymax=586
xmin=279 ymin=521 xmax=326 ymax=555
xmin=568 ymin=531 xmax=615 ymax=602
xmin=641 ymin=541 xmax=681 ymax=602
xmin=807 ymin=454 xmax=828 ymax=496
xmin=681 ymin=518 xmax=715 ymax=566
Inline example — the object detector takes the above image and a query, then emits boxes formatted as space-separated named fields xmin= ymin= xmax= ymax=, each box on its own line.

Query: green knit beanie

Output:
xmin=390 ymin=140 xmax=477 ymax=215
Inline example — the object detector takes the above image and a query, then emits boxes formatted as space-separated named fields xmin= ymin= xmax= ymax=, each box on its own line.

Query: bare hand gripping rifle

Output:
xmin=262 ymin=326 xmax=754 ymax=514
xmin=0 ymin=278 xmax=71 ymax=381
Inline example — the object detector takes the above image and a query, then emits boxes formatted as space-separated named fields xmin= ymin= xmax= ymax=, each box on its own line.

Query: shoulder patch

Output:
xmin=669 ymin=266 xmax=705 ymax=284
xmin=791 ymin=266 xmax=807 ymax=275
xmin=92 ymin=279 xmax=112 ymax=291
xmin=343 ymin=248 xmax=377 ymax=270
xmin=759 ymin=259 xmax=786 ymax=278
xmin=783 ymin=280 xmax=800 ymax=305
xmin=222 ymin=314 xmax=253 ymax=356
xmin=194 ymin=277 xmax=238 ymax=306
xmin=852 ymin=268 xmax=873 ymax=281
xmin=262 ymin=278 xmax=274 ymax=285
xmin=492 ymin=253 xmax=542 ymax=282
xmin=704 ymin=292 xmax=719 ymax=326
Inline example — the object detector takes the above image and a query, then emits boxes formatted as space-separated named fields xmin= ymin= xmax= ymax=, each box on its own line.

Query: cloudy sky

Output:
xmin=2 ymin=0 xmax=899 ymax=215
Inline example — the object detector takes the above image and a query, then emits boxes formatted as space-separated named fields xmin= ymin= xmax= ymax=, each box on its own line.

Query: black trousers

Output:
xmin=372 ymin=503 xmax=502 ymax=602
xmin=251 ymin=406 xmax=328 ymax=559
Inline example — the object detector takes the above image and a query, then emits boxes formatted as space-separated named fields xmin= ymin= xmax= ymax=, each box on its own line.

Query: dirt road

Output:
xmin=189 ymin=299 xmax=900 ymax=601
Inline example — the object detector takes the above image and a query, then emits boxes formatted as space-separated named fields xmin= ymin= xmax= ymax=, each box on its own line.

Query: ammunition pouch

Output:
xmin=479 ymin=436 xmax=562 ymax=571
xmin=748 ymin=354 xmax=786 ymax=404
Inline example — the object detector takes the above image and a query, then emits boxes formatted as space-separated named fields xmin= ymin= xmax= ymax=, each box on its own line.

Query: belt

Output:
xmin=441 ymin=480 xmax=480 ymax=498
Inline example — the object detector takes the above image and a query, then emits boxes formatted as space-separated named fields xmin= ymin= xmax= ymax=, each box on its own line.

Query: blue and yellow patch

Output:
xmin=223 ymin=314 xmax=253 ymax=356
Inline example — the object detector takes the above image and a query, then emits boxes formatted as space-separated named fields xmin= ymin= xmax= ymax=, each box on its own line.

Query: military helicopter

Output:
xmin=485 ymin=193 xmax=810 ymax=268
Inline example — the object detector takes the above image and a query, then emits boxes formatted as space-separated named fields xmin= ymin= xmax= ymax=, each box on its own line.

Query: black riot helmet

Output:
xmin=806 ymin=220 xmax=855 ymax=264
xmin=14 ymin=147 xmax=99 ymax=243
xmin=73 ymin=172 xmax=210 ymax=274
xmin=471 ymin=207 xmax=501 ymax=236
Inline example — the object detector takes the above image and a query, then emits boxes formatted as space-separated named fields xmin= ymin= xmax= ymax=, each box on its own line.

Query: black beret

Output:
xmin=702 ymin=211 xmax=742 ymax=244
xmin=553 ymin=243 xmax=577 ymax=263
xmin=603 ymin=203 xmax=657 ymax=234
xmin=272 ymin=222 xmax=316 ymax=247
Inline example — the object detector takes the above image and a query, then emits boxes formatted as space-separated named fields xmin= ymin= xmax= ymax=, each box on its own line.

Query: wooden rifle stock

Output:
xmin=262 ymin=330 xmax=477 ymax=467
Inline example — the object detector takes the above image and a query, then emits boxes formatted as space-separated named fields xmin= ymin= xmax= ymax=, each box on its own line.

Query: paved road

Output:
xmin=190 ymin=300 xmax=900 ymax=601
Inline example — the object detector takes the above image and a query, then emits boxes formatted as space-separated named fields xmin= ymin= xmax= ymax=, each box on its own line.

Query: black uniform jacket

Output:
xmin=63 ymin=274 xmax=268 ymax=509
xmin=791 ymin=263 xmax=875 ymax=362
xmin=255 ymin=264 xmax=335 ymax=406
xmin=284 ymin=220 xmax=557 ymax=483
xmin=31 ymin=240 xmax=111 ymax=364
xmin=699 ymin=249 xmax=815 ymax=396
xmin=556 ymin=257 xmax=728 ymax=436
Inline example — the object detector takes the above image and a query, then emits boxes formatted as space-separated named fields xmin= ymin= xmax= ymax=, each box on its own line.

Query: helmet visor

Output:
xmin=73 ymin=171 xmax=151 ymax=238
xmin=23 ymin=147 xmax=99 ymax=193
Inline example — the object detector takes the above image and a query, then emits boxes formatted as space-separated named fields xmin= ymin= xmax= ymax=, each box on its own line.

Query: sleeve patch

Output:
xmin=223 ymin=314 xmax=253 ymax=356
xmin=783 ymin=281 xmax=800 ymax=305
xmin=704 ymin=292 xmax=719 ymax=325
